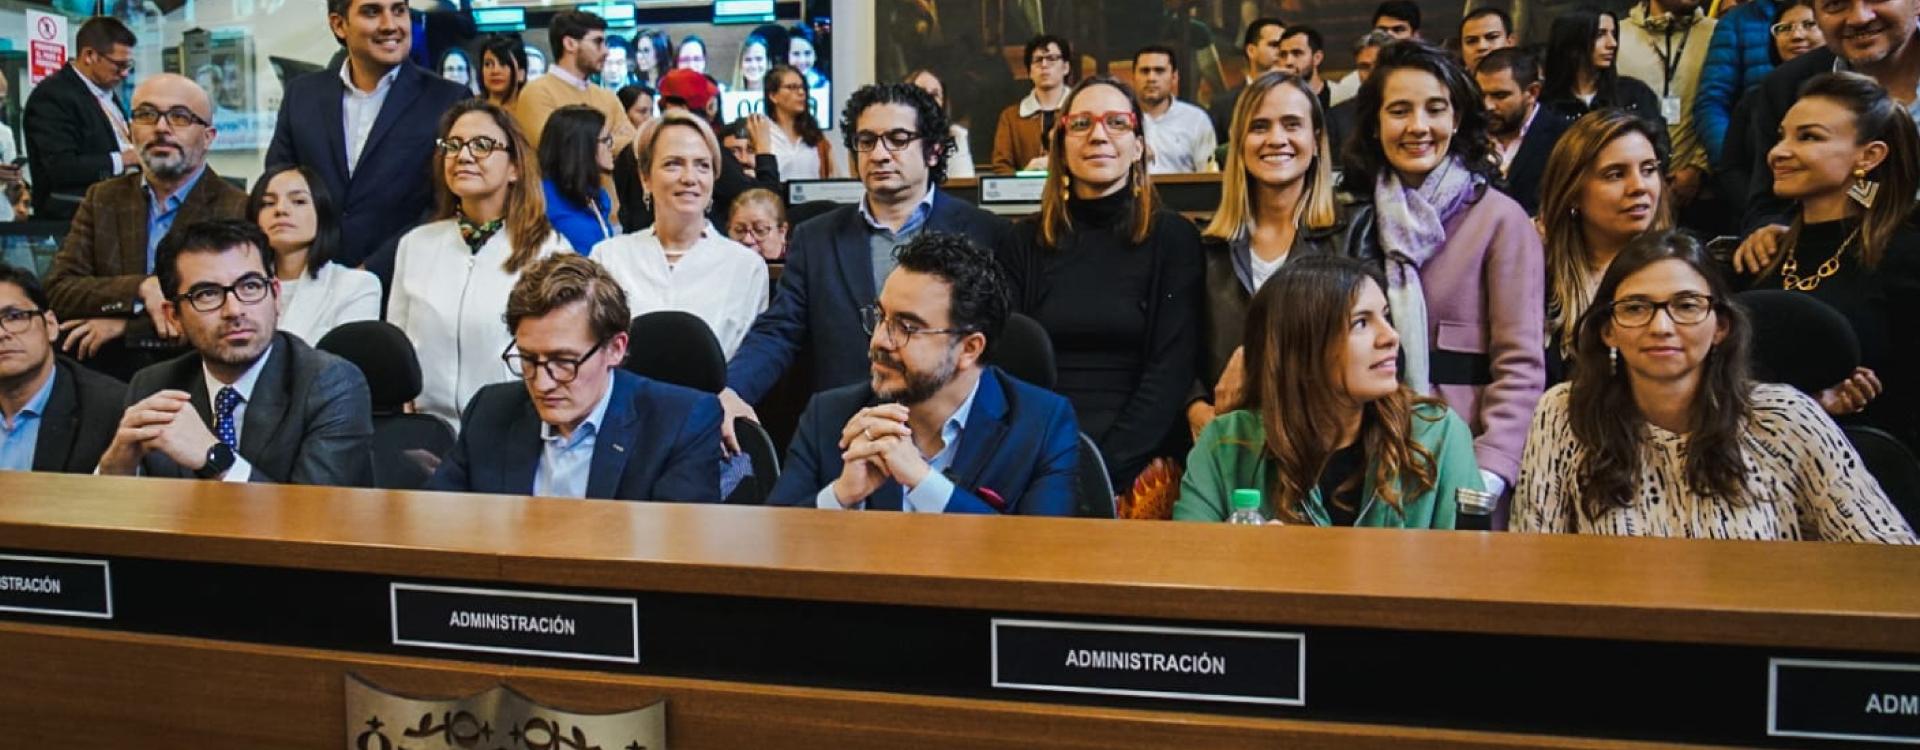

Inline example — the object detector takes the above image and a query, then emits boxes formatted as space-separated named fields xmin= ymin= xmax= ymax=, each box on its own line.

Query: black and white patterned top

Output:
xmin=1512 ymin=383 xmax=1916 ymax=543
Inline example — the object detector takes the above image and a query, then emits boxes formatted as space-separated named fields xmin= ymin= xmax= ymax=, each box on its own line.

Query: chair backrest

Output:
xmin=1845 ymin=426 xmax=1920 ymax=529
xmin=622 ymin=311 xmax=726 ymax=393
xmin=988 ymin=313 xmax=1057 ymax=390
xmin=315 ymin=321 xmax=424 ymax=415
xmin=1735 ymin=290 xmax=1858 ymax=394
xmin=786 ymin=200 xmax=845 ymax=227
xmin=727 ymin=417 xmax=783 ymax=504
xmin=369 ymin=414 xmax=457 ymax=490
xmin=1075 ymin=432 xmax=1116 ymax=519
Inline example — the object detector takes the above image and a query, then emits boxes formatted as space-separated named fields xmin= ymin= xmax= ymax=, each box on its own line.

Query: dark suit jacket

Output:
xmin=1209 ymin=84 xmax=1245 ymax=145
xmin=31 ymin=356 xmax=126 ymax=473
xmin=125 ymin=332 xmax=373 ymax=486
xmin=265 ymin=62 xmax=469 ymax=276
xmin=724 ymin=189 xmax=1015 ymax=403
xmin=1504 ymin=106 xmax=1576 ymax=216
xmin=769 ymin=366 xmax=1080 ymax=514
xmin=22 ymin=65 xmax=121 ymax=221
xmin=426 ymin=369 xmax=724 ymax=502
xmin=43 ymin=170 xmax=248 ymax=344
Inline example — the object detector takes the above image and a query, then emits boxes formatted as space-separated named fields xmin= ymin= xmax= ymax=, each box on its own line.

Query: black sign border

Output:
xmin=0 ymin=553 xmax=112 ymax=619
xmin=389 ymin=582 xmax=640 ymax=665
xmin=991 ymin=617 xmax=1307 ymax=707
xmin=1768 ymin=656 xmax=1920 ymax=744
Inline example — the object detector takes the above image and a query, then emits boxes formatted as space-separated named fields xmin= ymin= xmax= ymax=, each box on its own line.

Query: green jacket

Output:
xmin=1174 ymin=404 xmax=1480 ymax=528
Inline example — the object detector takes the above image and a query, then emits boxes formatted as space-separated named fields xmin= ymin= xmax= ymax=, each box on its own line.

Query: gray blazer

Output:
xmin=125 ymin=331 xmax=373 ymax=486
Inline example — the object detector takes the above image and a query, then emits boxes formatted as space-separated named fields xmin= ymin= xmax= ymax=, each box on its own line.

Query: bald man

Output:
xmin=44 ymin=73 xmax=249 ymax=380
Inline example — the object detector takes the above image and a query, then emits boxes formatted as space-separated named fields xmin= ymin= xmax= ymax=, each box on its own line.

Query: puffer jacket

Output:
xmin=1694 ymin=0 xmax=1779 ymax=166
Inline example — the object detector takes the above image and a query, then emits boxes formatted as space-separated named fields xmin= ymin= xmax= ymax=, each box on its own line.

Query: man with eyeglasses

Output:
xmin=44 ymin=73 xmax=246 ymax=382
xmin=0 ymin=264 xmax=126 ymax=474
xmin=770 ymin=231 xmax=1078 ymax=514
xmin=722 ymin=83 xmax=1012 ymax=455
xmin=514 ymin=10 xmax=637 ymax=152
xmin=23 ymin=17 xmax=141 ymax=221
xmin=991 ymin=35 xmax=1076 ymax=173
xmin=97 ymin=220 xmax=373 ymax=486
xmin=428 ymin=254 xmax=722 ymax=502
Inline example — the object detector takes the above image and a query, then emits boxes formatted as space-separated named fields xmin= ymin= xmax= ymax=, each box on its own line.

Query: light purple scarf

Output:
xmin=1372 ymin=155 xmax=1481 ymax=394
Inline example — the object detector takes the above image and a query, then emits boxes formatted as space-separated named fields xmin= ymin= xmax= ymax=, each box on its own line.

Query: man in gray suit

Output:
xmin=96 ymin=220 xmax=373 ymax=486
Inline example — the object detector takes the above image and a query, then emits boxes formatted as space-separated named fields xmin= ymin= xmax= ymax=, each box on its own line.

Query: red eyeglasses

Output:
xmin=1060 ymin=110 xmax=1138 ymax=136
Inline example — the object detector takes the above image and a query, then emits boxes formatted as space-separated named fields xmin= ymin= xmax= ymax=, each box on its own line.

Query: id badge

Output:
xmin=1661 ymin=96 xmax=1683 ymax=122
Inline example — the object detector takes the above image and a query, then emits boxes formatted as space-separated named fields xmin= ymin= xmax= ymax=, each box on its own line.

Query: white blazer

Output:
xmin=387 ymin=219 xmax=571 ymax=430
xmin=277 ymin=261 xmax=381 ymax=345
xmin=591 ymin=225 xmax=768 ymax=359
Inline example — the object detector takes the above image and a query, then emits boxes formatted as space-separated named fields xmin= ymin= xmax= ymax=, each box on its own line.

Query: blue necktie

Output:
xmin=214 ymin=386 xmax=241 ymax=449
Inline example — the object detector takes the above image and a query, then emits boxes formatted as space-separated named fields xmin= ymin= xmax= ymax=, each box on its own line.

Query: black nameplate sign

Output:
xmin=991 ymin=618 xmax=1305 ymax=706
xmin=0 ymin=553 xmax=112 ymax=619
xmin=390 ymin=583 xmax=639 ymax=664
xmin=1770 ymin=657 xmax=1920 ymax=744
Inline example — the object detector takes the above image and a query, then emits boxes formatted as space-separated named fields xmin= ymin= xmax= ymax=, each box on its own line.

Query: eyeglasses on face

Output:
xmin=860 ymin=304 xmax=970 ymax=345
xmin=1608 ymin=294 xmax=1715 ymax=328
xmin=503 ymin=338 xmax=609 ymax=384
xmin=1061 ymin=111 xmax=1139 ymax=136
xmin=89 ymin=50 xmax=134 ymax=72
xmin=0 ymin=307 xmax=45 ymax=335
xmin=131 ymin=106 xmax=211 ymax=129
xmin=437 ymin=136 xmax=510 ymax=159
xmin=1030 ymin=52 xmax=1066 ymax=66
xmin=176 ymin=275 xmax=273 ymax=313
xmin=729 ymin=222 xmax=779 ymax=239
xmin=851 ymin=129 xmax=922 ymax=153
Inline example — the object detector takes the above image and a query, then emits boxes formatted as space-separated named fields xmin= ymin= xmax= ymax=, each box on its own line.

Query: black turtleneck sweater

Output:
xmin=1000 ymin=191 xmax=1204 ymax=491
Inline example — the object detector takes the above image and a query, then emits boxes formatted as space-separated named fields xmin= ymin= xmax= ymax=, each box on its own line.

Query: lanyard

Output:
xmin=1653 ymin=14 xmax=1696 ymax=97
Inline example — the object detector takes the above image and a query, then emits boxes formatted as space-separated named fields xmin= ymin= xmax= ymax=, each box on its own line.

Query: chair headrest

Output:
xmin=622 ymin=311 xmax=727 ymax=393
xmin=1734 ymin=289 xmax=1859 ymax=394
xmin=988 ymin=313 xmax=1057 ymax=390
xmin=315 ymin=320 xmax=424 ymax=410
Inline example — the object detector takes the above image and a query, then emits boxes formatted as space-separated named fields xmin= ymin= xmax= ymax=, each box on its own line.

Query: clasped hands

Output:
xmin=97 ymin=389 xmax=222 ymax=475
xmin=829 ymin=404 xmax=933 ymax=508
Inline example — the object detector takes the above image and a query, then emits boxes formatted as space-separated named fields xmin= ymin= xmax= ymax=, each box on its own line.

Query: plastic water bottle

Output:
xmin=1227 ymin=489 xmax=1267 ymax=525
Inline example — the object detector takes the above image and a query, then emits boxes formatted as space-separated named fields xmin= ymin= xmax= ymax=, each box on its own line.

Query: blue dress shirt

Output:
xmin=533 ymin=382 xmax=617 ymax=498
xmin=146 ymin=166 xmax=207 ymax=270
xmin=0 ymin=369 xmax=57 ymax=472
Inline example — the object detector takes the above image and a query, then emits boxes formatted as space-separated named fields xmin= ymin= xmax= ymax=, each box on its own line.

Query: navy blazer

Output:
xmin=427 ymin=370 xmax=725 ymax=502
xmin=32 ymin=356 xmax=126 ymax=474
xmin=724 ymin=189 xmax=1015 ymax=403
xmin=21 ymin=65 xmax=122 ymax=220
xmin=1503 ymin=106 xmax=1575 ymax=216
xmin=264 ymin=62 xmax=470 ymax=275
xmin=769 ymin=366 xmax=1080 ymax=515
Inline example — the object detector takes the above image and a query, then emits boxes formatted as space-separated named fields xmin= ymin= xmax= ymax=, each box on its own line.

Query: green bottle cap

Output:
xmin=1230 ymin=489 xmax=1262 ymax=511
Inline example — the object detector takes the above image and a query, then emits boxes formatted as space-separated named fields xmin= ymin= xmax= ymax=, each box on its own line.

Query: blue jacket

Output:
xmin=724 ymin=189 xmax=1014 ymax=403
xmin=1694 ymin=0 xmax=1778 ymax=165
xmin=543 ymin=179 xmax=614 ymax=257
xmin=769 ymin=366 xmax=1081 ymax=515
xmin=427 ymin=369 xmax=725 ymax=502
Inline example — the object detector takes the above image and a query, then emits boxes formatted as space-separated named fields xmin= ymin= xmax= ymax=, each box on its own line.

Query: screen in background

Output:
xmin=714 ymin=0 xmax=776 ymax=25
xmin=719 ymin=81 xmax=830 ymax=130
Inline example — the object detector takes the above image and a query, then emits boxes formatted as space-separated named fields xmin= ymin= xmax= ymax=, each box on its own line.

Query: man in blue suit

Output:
xmin=721 ymin=82 xmax=1014 ymax=451
xmin=770 ymin=232 xmax=1079 ymax=515
xmin=428 ymin=255 xmax=723 ymax=502
xmin=264 ymin=0 xmax=469 ymax=287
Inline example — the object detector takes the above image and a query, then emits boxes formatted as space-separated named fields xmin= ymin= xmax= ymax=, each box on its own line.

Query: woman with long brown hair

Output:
xmin=1176 ymin=255 xmax=1478 ymax=526
xmin=759 ymin=65 xmax=837 ymax=179
xmin=1513 ymin=231 xmax=1911 ymax=542
xmin=387 ymin=100 xmax=570 ymax=430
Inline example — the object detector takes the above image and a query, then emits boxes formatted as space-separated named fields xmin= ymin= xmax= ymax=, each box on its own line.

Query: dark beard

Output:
xmin=869 ymin=346 xmax=957 ymax=406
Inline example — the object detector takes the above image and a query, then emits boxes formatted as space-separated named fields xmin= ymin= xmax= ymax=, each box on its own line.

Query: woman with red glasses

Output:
xmin=998 ymin=75 xmax=1203 ymax=493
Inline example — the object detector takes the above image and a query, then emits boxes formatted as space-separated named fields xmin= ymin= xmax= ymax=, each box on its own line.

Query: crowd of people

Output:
xmin=0 ymin=0 xmax=1916 ymax=544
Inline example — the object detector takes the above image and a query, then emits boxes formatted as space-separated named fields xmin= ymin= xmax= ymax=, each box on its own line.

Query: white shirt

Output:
xmin=533 ymin=377 xmax=615 ymax=499
xmin=0 ymin=122 xmax=14 ymax=222
xmin=1144 ymin=99 xmax=1217 ymax=174
xmin=1328 ymin=71 xmax=1360 ymax=106
xmin=946 ymin=124 xmax=976 ymax=179
xmin=339 ymin=61 xmax=401 ymax=176
xmin=200 ymin=343 xmax=275 ymax=483
xmin=278 ymin=261 xmax=382 ymax=344
xmin=77 ymin=71 xmax=130 ymax=173
xmin=1248 ymin=250 xmax=1285 ymax=292
xmin=769 ymin=124 xmax=837 ymax=179
xmin=387 ymin=219 xmax=571 ymax=431
xmin=591 ymin=223 xmax=768 ymax=358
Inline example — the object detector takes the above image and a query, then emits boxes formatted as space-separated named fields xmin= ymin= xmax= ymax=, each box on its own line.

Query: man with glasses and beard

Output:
xmin=44 ymin=73 xmax=247 ymax=381
xmin=770 ymin=231 xmax=1079 ymax=514
xmin=96 ymin=220 xmax=373 ymax=486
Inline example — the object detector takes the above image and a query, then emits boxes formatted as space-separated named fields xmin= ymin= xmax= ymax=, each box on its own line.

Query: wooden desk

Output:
xmin=0 ymin=473 xmax=1914 ymax=748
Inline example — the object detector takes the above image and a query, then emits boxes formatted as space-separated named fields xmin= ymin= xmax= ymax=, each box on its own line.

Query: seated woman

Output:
xmin=1191 ymin=70 xmax=1346 ymax=438
xmin=1744 ymin=72 xmax=1920 ymax=451
xmin=539 ymin=105 xmax=618 ymax=256
xmin=1537 ymin=110 xmax=1670 ymax=384
xmin=999 ymin=75 xmax=1203 ymax=492
xmin=250 ymin=164 xmax=381 ymax=343
xmin=905 ymin=69 xmax=976 ymax=179
xmin=388 ymin=100 xmax=570 ymax=430
xmin=727 ymin=188 xmax=789 ymax=261
xmin=1177 ymin=255 xmax=1479 ymax=527
xmin=1513 ymin=231 xmax=1913 ymax=542
xmin=593 ymin=111 xmax=768 ymax=358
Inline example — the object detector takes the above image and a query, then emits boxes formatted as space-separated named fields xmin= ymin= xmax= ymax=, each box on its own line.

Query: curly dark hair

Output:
xmin=1341 ymin=40 xmax=1501 ymax=191
xmin=892 ymin=231 xmax=1010 ymax=345
xmin=840 ymin=82 xmax=954 ymax=186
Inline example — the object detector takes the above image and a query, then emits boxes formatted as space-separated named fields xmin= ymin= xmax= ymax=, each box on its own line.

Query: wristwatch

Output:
xmin=195 ymin=442 xmax=235 ymax=479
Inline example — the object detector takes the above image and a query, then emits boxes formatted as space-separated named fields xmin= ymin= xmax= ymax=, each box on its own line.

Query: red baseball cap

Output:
xmin=658 ymin=69 xmax=720 ymax=114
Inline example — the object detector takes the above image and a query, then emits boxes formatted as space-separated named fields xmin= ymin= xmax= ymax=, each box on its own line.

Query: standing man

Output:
xmin=97 ymin=220 xmax=374 ymax=485
xmin=1693 ymin=0 xmax=1782 ymax=167
xmin=1460 ymin=8 xmax=1518 ymax=73
xmin=1132 ymin=45 xmax=1216 ymax=174
xmin=22 ymin=17 xmax=139 ymax=221
xmin=0 ymin=264 xmax=126 ymax=474
xmin=1329 ymin=30 xmax=1395 ymax=108
xmin=514 ymin=10 xmax=637 ymax=151
xmin=1371 ymin=1 xmax=1421 ymax=40
xmin=1478 ymin=48 xmax=1573 ymax=215
xmin=266 ymin=0 xmax=470 ymax=281
xmin=1211 ymin=18 xmax=1285 ymax=143
xmin=1618 ymin=0 xmax=1716 ymax=208
xmin=1277 ymin=25 xmax=1332 ymax=107
xmin=991 ymin=35 xmax=1074 ymax=173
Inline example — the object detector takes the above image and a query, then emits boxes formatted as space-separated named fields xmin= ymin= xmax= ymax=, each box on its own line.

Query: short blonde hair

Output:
xmin=635 ymin=109 xmax=722 ymax=175
xmin=729 ymin=188 xmax=787 ymax=224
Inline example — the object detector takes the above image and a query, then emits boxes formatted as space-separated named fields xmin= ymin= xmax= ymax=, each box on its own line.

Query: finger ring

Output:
xmin=863 ymin=427 xmax=872 ymax=440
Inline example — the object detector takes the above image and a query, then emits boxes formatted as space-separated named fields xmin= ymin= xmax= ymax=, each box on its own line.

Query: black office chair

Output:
xmin=622 ymin=311 xmax=726 ymax=393
xmin=315 ymin=321 xmax=454 ymax=490
xmin=728 ymin=418 xmax=782 ymax=504
xmin=988 ymin=313 xmax=1057 ymax=389
xmin=1736 ymin=290 xmax=1859 ymax=394
xmin=1076 ymin=432 xmax=1116 ymax=519
xmin=1844 ymin=426 xmax=1920 ymax=529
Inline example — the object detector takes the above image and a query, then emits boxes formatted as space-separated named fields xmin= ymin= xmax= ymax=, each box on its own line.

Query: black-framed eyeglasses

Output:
xmin=851 ymin=129 xmax=922 ymax=153
xmin=176 ymin=275 xmax=273 ymax=313
xmin=860 ymin=305 xmax=970 ymax=345
xmin=131 ymin=106 xmax=211 ymax=129
xmin=0 ymin=307 xmax=46 ymax=335
xmin=503 ymin=339 xmax=608 ymax=384
xmin=1609 ymin=293 xmax=1715 ymax=328
xmin=437 ymin=136 xmax=510 ymax=159
xmin=89 ymin=50 xmax=134 ymax=73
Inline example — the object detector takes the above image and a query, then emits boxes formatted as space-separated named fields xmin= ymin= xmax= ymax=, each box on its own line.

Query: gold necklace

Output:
xmin=1780 ymin=225 xmax=1860 ymax=292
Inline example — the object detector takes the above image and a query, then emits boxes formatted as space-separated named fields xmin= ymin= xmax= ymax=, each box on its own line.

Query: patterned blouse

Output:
xmin=1513 ymin=382 xmax=1916 ymax=543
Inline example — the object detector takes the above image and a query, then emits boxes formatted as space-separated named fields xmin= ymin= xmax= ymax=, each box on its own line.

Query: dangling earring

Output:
xmin=643 ymin=192 xmax=653 ymax=213
xmin=1848 ymin=168 xmax=1881 ymax=209
xmin=1609 ymin=346 xmax=1619 ymax=373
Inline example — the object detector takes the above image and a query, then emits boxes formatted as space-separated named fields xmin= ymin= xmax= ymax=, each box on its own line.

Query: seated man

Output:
xmin=428 ymin=254 xmax=723 ymax=502
xmin=0 ymin=264 xmax=126 ymax=473
xmin=771 ymin=231 xmax=1079 ymax=514
xmin=97 ymin=220 xmax=374 ymax=485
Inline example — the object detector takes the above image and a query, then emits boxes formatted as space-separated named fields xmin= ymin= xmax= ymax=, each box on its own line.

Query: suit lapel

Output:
xmin=320 ymin=69 xmax=351 ymax=184
xmin=174 ymin=170 xmax=226 ymax=234
xmin=31 ymin=362 xmax=78 ymax=472
xmin=237 ymin=339 xmax=292 ymax=468
xmin=945 ymin=370 xmax=1008 ymax=490
xmin=502 ymin=404 xmax=545 ymax=495
xmin=832 ymin=208 xmax=878 ymax=310
xmin=584 ymin=375 xmax=638 ymax=500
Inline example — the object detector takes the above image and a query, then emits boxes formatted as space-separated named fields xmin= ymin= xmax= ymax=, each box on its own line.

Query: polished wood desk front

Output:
xmin=0 ymin=473 xmax=1914 ymax=748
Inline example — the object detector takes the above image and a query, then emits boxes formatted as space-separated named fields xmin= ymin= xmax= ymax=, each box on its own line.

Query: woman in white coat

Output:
xmin=250 ymin=165 xmax=381 ymax=343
